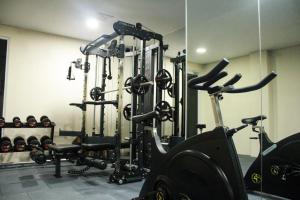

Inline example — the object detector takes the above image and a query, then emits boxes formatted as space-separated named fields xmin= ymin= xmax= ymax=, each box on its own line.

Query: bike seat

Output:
xmin=241 ymin=115 xmax=267 ymax=125
xmin=196 ymin=124 xmax=206 ymax=130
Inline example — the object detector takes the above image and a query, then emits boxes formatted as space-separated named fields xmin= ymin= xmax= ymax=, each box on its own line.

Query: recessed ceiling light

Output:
xmin=86 ymin=18 xmax=99 ymax=29
xmin=196 ymin=47 xmax=207 ymax=54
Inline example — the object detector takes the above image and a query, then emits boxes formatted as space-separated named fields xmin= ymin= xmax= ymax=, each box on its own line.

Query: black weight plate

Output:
xmin=131 ymin=75 xmax=150 ymax=95
xmin=27 ymin=116 xmax=37 ymax=127
xmin=90 ymin=87 xmax=103 ymax=101
xmin=155 ymin=101 xmax=172 ymax=122
xmin=13 ymin=117 xmax=22 ymax=127
xmin=156 ymin=69 xmax=172 ymax=90
xmin=124 ymin=77 xmax=133 ymax=94
xmin=123 ymin=104 xmax=131 ymax=121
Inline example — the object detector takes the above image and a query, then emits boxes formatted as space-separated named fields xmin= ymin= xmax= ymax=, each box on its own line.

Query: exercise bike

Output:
xmin=133 ymin=58 xmax=277 ymax=200
xmin=242 ymin=115 xmax=300 ymax=199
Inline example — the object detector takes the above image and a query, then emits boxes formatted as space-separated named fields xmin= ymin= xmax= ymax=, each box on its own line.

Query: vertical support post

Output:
xmin=54 ymin=154 xmax=61 ymax=178
xmin=81 ymin=54 xmax=89 ymax=144
xmin=210 ymin=95 xmax=224 ymax=127
xmin=136 ymin=40 xmax=146 ymax=172
xmin=156 ymin=42 xmax=164 ymax=137
xmin=181 ymin=58 xmax=186 ymax=138
xmin=174 ymin=60 xmax=180 ymax=137
xmin=99 ymin=57 xmax=108 ymax=136
xmin=114 ymin=36 xmax=125 ymax=175
xmin=130 ymin=52 xmax=139 ymax=164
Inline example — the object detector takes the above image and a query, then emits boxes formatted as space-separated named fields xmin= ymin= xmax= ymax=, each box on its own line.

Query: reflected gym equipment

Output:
xmin=243 ymin=115 xmax=300 ymax=200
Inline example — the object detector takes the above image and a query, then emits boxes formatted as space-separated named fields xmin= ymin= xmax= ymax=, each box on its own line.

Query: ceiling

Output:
xmin=1 ymin=0 xmax=299 ymax=64
xmin=187 ymin=0 xmax=300 ymax=64
xmin=0 ymin=0 xmax=185 ymax=57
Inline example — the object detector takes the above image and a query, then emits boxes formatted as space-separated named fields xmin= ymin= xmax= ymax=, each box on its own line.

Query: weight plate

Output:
xmin=131 ymin=75 xmax=150 ymax=95
xmin=90 ymin=87 xmax=103 ymax=101
xmin=156 ymin=69 xmax=172 ymax=90
xmin=155 ymin=101 xmax=172 ymax=122
xmin=123 ymin=104 xmax=131 ymax=121
xmin=124 ymin=77 xmax=133 ymax=94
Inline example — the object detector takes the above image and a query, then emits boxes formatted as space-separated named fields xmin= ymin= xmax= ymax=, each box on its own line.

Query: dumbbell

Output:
xmin=27 ymin=136 xmax=41 ymax=150
xmin=26 ymin=115 xmax=37 ymax=127
xmin=0 ymin=136 xmax=12 ymax=152
xmin=40 ymin=136 xmax=52 ymax=150
xmin=40 ymin=116 xmax=51 ymax=127
xmin=0 ymin=117 xmax=5 ymax=128
xmin=30 ymin=149 xmax=46 ymax=165
xmin=13 ymin=136 xmax=26 ymax=152
xmin=13 ymin=116 xmax=22 ymax=128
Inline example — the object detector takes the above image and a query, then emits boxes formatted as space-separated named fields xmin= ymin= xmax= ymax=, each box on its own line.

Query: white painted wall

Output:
xmin=270 ymin=45 xmax=300 ymax=140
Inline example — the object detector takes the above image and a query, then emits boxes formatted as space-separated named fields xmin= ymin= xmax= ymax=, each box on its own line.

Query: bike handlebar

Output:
xmin=203 ymin=71 xmax=228 ymax=88
xmin=223 ymin=73 xmax=242 ymax=87
xmin=227 ymin=72 xmax=277 ymax=93
xmin=188 ymin=58 xmax=229 ymax=88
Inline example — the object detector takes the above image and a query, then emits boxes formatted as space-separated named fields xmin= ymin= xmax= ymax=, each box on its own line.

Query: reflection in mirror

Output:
xmin=186 ymin=0 xmax=277 ymax=199
xmin=253 ymin=0 xmax=300 ymax=199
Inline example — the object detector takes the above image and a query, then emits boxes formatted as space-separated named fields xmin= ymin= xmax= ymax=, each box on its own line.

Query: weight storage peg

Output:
xmin=0 ymin=117 xmax=5 ymax=128
xmin=40 ymin=116 xmax=51 ymax=127
xmin=27 ymin=136 xmax=41 ymax=150
xmin=26 ymin=115 xmax=37 ymax=127
xmin=0 ymin=136 xmax=12 ymax=152
xmin=13 ymin=116 xmax=22 ymax=128
xmin=13 ymin=136 xmax=26 ymax=152
xmin=40 ymin=136 xmax=52 ymax=150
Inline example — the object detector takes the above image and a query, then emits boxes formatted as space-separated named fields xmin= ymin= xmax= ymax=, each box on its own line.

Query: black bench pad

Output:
xmin=81 ymin=143 xmax=115 ymax=150
xmin=48 ymin=144 xmax=81 ymax=153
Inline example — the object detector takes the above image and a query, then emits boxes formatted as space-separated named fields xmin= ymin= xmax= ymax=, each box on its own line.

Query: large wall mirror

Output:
xmin=186 ymin=0 xmax=266 ymax=198
xmin=257 ymin=0 xmax=300 ymax=199
xmin=187 ymin=0 xmax=300 ymax=199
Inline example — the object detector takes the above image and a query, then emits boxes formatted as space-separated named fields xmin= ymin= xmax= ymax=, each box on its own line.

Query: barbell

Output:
xmin=123 ymin=101 xmax=173 ymax=122
xmin=90 ymin=69 xmax=172 ymax=100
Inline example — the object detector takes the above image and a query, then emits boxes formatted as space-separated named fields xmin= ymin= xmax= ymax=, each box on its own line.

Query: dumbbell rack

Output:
xmin=0 ymin=122 xmax=55 ymax=153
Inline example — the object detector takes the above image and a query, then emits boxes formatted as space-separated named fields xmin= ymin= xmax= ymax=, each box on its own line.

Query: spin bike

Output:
xmin=242 ymin=115 xmax=300 ymax=199
xmin=133 ymin=58 xmax=277 ymax=200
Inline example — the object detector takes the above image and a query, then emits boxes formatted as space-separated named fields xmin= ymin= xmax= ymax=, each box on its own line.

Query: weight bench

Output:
xmin=81 ymin=143 xmax=115 ymax=151
xmin=48 ymin=137 xmax=131 ymax=178
xmin=48 ymin=144 xmax=81 ymax=178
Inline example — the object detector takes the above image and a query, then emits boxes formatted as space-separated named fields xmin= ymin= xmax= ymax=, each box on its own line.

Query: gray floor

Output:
xmin=0 ymin=164 xmax=141 ymax=200
xmin=0 ymin=156 xmax=280 ymax=200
